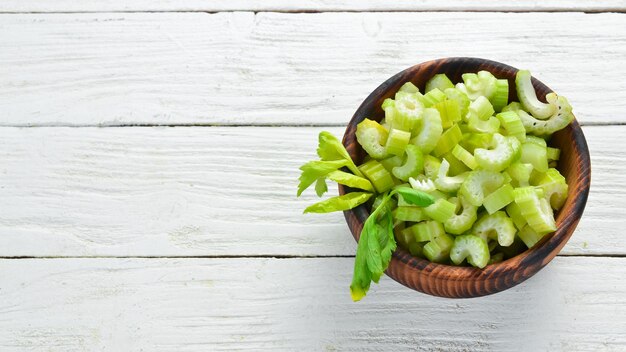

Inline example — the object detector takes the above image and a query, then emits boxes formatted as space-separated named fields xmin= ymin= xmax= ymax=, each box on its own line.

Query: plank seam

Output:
xmin=0 ymin=10 xmax=625 ymax=14
xmin=0 ymin=254 xmax=623 ymax=259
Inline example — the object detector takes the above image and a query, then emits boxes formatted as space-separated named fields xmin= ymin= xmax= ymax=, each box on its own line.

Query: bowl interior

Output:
xmin=340 ymin=57 xmax=591 ymax=298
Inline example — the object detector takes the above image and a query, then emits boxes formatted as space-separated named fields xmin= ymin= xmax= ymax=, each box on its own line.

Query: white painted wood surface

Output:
xmin=1 ymin=257 xmax=625 ymax=351
xmin=1 ymin=12 xmax=626 ymax=126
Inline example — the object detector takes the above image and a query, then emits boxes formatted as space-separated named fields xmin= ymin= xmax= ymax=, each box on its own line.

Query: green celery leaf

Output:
xmin=378 ymin=210 xmax=397 ymax=267
xmin=365 ymin=220 xmax=384 ymax=282
xmin=327 ymin=170 xmax=374 ymax=192
xmin=314 ymin=178 xmax=328 ymax=197
xmin=350 ymin=226 xmax=373 ymax=302
xmin=297 ymin=159 xmax=347 ymax=197
xmin=316 ymin=131 xmax=363 ymax=177
xmin=303 ymin=192 xmax=372 ymax=214
xmin=395 ymin=187 xmax=436 ymax=207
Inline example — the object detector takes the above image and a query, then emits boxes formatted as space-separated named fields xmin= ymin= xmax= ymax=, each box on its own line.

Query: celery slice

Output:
xmin=399 ymin=81 xmax=419 ymax=94
xmin=547 ymin=147 xmax=561 ymax=161
xmin=379 ymin=155 xmax=404 ymax=174
xmin=468 ymin=115 xmax=501 ymax=134
xmin=521 ymin=141 xmax=548 ymax=173
xmin=394 ymin=223 xmax=413 ymax=248
xmin=424 ymin=232 xmax=455 ymax=263
xmin=421 ymin=88 xmax=447 ymax=107
xmin=356 ymin=119 xmax=388 ymax=159
xmin=393 ymin=206 xmax=427 ymax=223
xmin=451 ymin=145 xmax=477 ymax=170
xmin=411 ymin=108 xmax=443 ymax=154
xmin=423 ymin=155 xmax=442 ymax=180
xmin=466 ymin=96 xmax=495 ymax=122
xmin=501 ymin=101 xmax=523 ymax=112
xmin=358 ymin=160 xmax=395 ymax=193
xmin=517 ymin=93 xmax=574 ymax=135
xmin=444 ymin=87 xmax=471 ymax=117
xmin=459 ymin=170 xmax=505 ymax=207
xmin=408 ymin=176 xmax=436 ymax=193
xmin=483 ymin=183 xmax=515 ymax=214
xmin=434 ymin=99 xmax=462 ymax=129
xmin=515 ymin=70 xmax=555 ymax=119
xmin=505 ymin=202 xmax=526 ymax=230
xmin=506 ymin=162 xmax=533 ymax=187
xmin=393 ymin=92 xmax=424 ymax=132
xmin=385 ymin=128 xmax=411 ymax=156
xmin=434 ymin=159 xmax=467 ymax=193
xmin=472 ymin=211 xmax=517 ymax=247
xmin=450 ymin=235 xmax=490 ymax=268
xmin=426 ymin=73 xmax=454 ymax=93
xmin=490 ymin=79 xmax=509 ymax=112
xmin=433 ymin=124 xmax=463 ymax=157
xmin=458 ymin=71 xmax=497 ymax=100
xmin=407 ymin=221 xmax=445 ymax=243
xmin=525 ymin=135 xmax=547 ymax=147
xmin=474 ymin=133 xmax=515 ymax=172
xmin=518 ymin=224 xmax=545 ymax=248
xmin=424 ymin=198 xmax=457 ymax=223
xmin=513 ymin=187 xmax=556 ymax=234
xmin=461 ymin=132 xmax=493 ymax=153
xmin=444 ymin=195 xmax=478 ymax=235
xmin=392 ymin=144 xmax=424 ymax=181
xmin=497 ymin=111 xmax=526 ymax=142
xmin=537 ymin=168 xmax=569 ymax=210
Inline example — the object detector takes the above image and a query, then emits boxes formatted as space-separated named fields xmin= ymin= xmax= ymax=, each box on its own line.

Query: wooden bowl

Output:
xmin=338 ymin=57 xmax=591 ymax=298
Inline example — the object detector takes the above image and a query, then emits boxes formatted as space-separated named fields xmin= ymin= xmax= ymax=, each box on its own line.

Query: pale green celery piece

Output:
xmin=508 ymin=135 xmax=522 ymax=162
xmin=428 ymin=190 xmax=449 ymax=200
xmin=433 ymin=124 xmax=463 ymax=157
xmin=517 ymin=94 xmax=574 ymax=135
xmin=547 ymin=147 xmax=561 ymax=161
xmin=385 ymin=128 xmax=411 ymax=156
xmin=443 ymin=151 xmax=470 ymax=175
xmin=490 ymin=79 xmax=509 ymax=112
xmin=506 ymin=162 xmax=533 ymax=187
xmin=483 ymin=183 xmax=515 ymax=214
xmin=451 ymin=145 xmax=478 ymax=170
xmin=381 ymin=98 xmax=395 ymax=110
xmin=497 ymin=111 xmax=526 ymax=142
xmin=423 ymin=155 xmax=442 ymax=180
xmin=395 ymin=224 xmax=414 ymax=249
xmin=537 ymin=168 xmax=569 ymax=210
xmin=409 ymin=242 xmax=424 ymax=257
xmin=461 ymin=132 xmax=493 ymax=153
xmin=444 ymin=87 xmax=470 ymax=117
xmin=515 ymin=70 xmax=555 ymax=119
xmin=459 ymin=71 xmax=497 ymax=100
xmin=358 ymin=160 xmax=395 ymax=193
xmin=423 ymin=241 xmax=447 ymax=263
xmin=518 ymin=224 xmax=545 ymax=248
xmin=474 ymin=133 xmax=515 ymax=172
xmin=426 ymin=73 xmax=454 ymax=93
xmin=472 ymin=211 xmax=517 ymax=247
xmin=525 ymin=135 xmax=548 ymax=147
xmin=408 ymin=220 xmax=445 ymax=243
xmin=434 ymin=159 xmax=467 ymax=193
xmin=424 ymin=198 xmax=457 ymax=223
xmin=501 ymin=101 xmax=523 ymax=112
xmin=399 ymin=81 xmax=419 ymax=93
xmin=444 ymin=195 xmax=478 ymax=235
xmin=393 ymin=206 xmax=427 ymax=223
xmin=468 ymin=114 xmax=501 ymax=134
xmin=380 ymin=155 xmax=404 ymax=174
xmin=421 ymin=88 xmax=447 ymax=107
xmin=411 ymin=108 xmax=443 ymax=154
xmin=459 ymin=170 xmax=505 ymax=207
xmin=408 ymin=176 xmax=436 ymax=193
xmin=521 ymin=141 xmax=549 ymax=173
xmin=529 ymin=168 xmax=546 ymax=186
xmin=392 ymin=144 xmax=424 ymax=181
xmin=392 ymin=92 xmax=424 ymax=132
xmin=434 ymin=99 xmax=461 ymax=129
xmin=466 ymin=96 xmax=495 ymax=121
xmin=513 ymin=187 xmax=556 ymax=234
xmin=450 ymin=235 xmax=490 ymax=268
xmin=356 ymin=119 xmax=389 ymax=159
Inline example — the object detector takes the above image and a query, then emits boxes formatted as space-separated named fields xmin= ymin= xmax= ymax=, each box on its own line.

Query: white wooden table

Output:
xmin=1 ymin=1 xmax=625 ymax=350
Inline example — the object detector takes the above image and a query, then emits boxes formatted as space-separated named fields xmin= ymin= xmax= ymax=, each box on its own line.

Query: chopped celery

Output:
xmin=358 ymin=160 xmax=395 ymax=193
xmin=466 ymin=96 xmax=495 ymax=122
xmin=458 ymin=71 xmax=497 ymax=100
xmin=379 ymin=155 xmax=404 ymax=174
xmin=408 ymin=176 xmax=436 ymax=193
xmin=393 ymin=92 xmax=424 ymax=132
xmin=483 ymin=183 xmax=514 ymax=214
xmin=423 ymin=155 xmax=442 ymax=180
xmin=547 ymin=147 xmax=560 ymax=161
xmin=472 ymin=211 xmax=517 ymax=247
xmin=394 ymin=223 xmax=413 ymax=248
xmin=399 ymin=81 xmax=419 ymax=93
xmin=506 ymin=202 xmax=526 ymax=230
xmin=411 ymin=108 xmax=443 ymax=154
xmin=459 ymin=170 xmax=505 ymax=207
xmin=444 ymin=195 xmax=478 ymax=235
xmin=517 ymin=94 xmax=574 ymax=135
xmin=506 ymin=162 xmax=533 ymax=187
xmin=421 ymin=88 xmax=447 ymax=107
xmin=525 ymin=135 xmax=547 ymax=147
xmin=356 ymin=119 xmax=388 ymax=159
xmin=385 ymin=128 xmax=411 ymax=156
xmin=433 ymin=124 xmax=463 ymax=157
xmin=409 ymin=242 xmax=424 ymax=257
xmin=392 ymin=144 xmax=424 ymax=181
xmin=513 ymin=187 xmax=556 ymax=234
xmin=474 ymin=133 xmax=515 ymax=172
xmin=425 ymin=73 xmax=454 ymax=93
xmin=461 ymin=132 xmax=493 ymax=153
xmin=434 ymin=159 xmax=467 ymax=193
xmin=502 ymin=101 xmax=523 ymax=112
xmin=490 ymin=79 xmax=509 ymax=112
xmin=518 ymin=224 xmax=546 ymax=248
xmin=537 ymin=168 xmax=569 ymax=210
xmin=497 ymin=111 xmax=526 ymax=142
xmin=424 ymin=198 xmax=456 ymax=223
xmin=521 ymin=141 xmax=548 ymax=173
xmin=450 ymin=235 xmax=490 ymax=268
xmin=407 ymin=221 xmax=445 ymax=243
xmin=452 ymin=144 xmax=478 ymax=170
xmin=424 ymin=232 xmax=455 ymax=263
xmin=443 ymin=151 xmax=470 ymax=175
xmin=515 ymin=70 xmax=555 ymax=119
xmin=444 ymin=87 xmax=471 ymax=117
xmin=393 ymin=206 xmax=427 ymax=223
xmin=434 ymin=99 xmax=462 ymax=129
xmin=468 ymin=114 xmax=500 ymax=134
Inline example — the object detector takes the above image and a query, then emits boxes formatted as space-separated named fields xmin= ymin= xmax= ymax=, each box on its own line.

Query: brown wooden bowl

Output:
xmin=338 ymin=57 xmax=591 ymax=298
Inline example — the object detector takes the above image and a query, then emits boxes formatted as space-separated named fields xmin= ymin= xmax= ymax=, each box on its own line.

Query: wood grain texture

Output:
xmin=1 ymin=0 xmax=626 ymax=13
xmin=0 ymin=126 xmax=621 ymax=257
xmin=0 ymin=257 xmax=625 ymax=351
xmin=1 ymin=12 xmax=626 ymax=126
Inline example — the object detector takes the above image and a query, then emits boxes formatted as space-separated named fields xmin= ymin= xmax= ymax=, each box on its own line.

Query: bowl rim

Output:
xmin=338 ymin=57 xmax=591 ymax=298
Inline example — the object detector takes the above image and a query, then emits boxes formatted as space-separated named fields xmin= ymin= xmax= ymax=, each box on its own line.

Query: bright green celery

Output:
xmin=424 ymin=198 xmax=457 ymax=222
xmin=423 ymin=232 xmax=455 ymax=263
xmin=444 ymin=195 xmax=478 ymax=235
xmin=490 ymin=79 xmax=509 ymax=112
xmin=392 ymin=144 xmax=424 ymax=181
xmin=461 ymin=132 xmax=493 ymax=153
xmin=381 ymin=98 xmax=395 ymax=110
xmin=394 ymin=223 xmax=412 ymax=248
xmin=434 ymin=99 xmax=462 ymax=129
xmin=482 ymin=183 xmax=514 ymax=214
xmin=521 ymin=140 xmax=549 ymax=173
xmin=517 ymin=224 xmax=545 ymax=248
xmin=537 ymin=168 xmax=569 ymax=210
xmin=474 ymin=133 xmax=515 ymax=172
xmin=421 ymin=88 xmax=447 ymax=107
xmin=406 ymin=220 xmax=445 ymax=243
xmin=392 ymin=92 xmax=424 ymax=132
xmin=399 ymin=81 xmax=419 ymax=93
xmin=372 ymin=194 xmax=397 ymax=213
xmin=434 ymin=159 xmax=467 ymax=193
xmin=506 ymin=162 xmax=533 ymax=187
xmin=517 ymin=94 xmax=574 ymax=135
xmin=411 ymin=108 xmax=443 ymax=154
xmin=393 ymin=206 xmax=427 ymax=223
xmin=444 ymin=87 xmax=470 ymax=117
xmin=466 ymin=96 xmax=495 ymax=121
xmin=385 ymin=128 xmax=411 ymax=156
xmin=525 ymin=135 xmax=547 ymax=147
xmin=423 ymin=155 xmax=442 ymax=180
xmin=458 ymin=71 xmax=497 ymax=100
xmin=468 ymin=114 xmax=500 ymax=134
xmin=497 ymin=111 xmax=526 ymax=142
xmin=356 ymin=119 xmax=388 ymax=159
xmin=452 ymin=144 xmax=478 ymax=170
xmin=426 ymin=74 xmax=454 ymax=92
xmin=408 ymin=176 xmax=436 ymax=193
xmin=472 ymin=211 xmax=517 ymax=247
xmin=515 ymin=70 xmax=555 ymax=119
xmin=443 ymin=151 xmax=470 ymax=175
xmin=502 ymin=101 xmax=523 ymax=112
xmin=547 ymin=147 xmax=560 ymax=161
xmin=450 ymin=235 xmax=490 ymax=268
xmin=459 ymin=170 xmax=505 ymax=207
xmin=358 ymin=160 xmax=395 ymax=193
xmin=433 ymin=124 xmax=463 ymax=157
xmin=508 ymin=135 xmax=522 ymax=163
xmin=513 ymin=187 xmax=556 ymax=234
xmin=379 ymin=155 xmax=404 ymax=174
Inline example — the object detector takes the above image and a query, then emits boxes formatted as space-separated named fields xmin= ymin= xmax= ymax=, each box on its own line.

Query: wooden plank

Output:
xmin=0 ymin=257 xmax=624 ymax=351
xmin=1 ymin=12 xmax=625 ymax=126
xmin=1 ymin=0 xmax=625 ymax=13
xmin=0 ymin=125 xmax=621 ymax=257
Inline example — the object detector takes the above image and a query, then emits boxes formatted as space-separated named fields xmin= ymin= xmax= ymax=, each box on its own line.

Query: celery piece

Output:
xmin=502 ymin=101 xmax=523 ymax=112
xmin=423 ymin=241 xmax=447 ymax=263
xmin=409 ymin=242 xmax=424 ymax=257
xmin=421 ymin=88 xmax=447 ymax=108
xmin=381 ymin=98 xmax=395 ymax=110
xmin=506 ymin=162 xmax=533 ymax=187
xmin=385 ymin=128 xmax=411 ymax=156
xmin=423 ymin=155 xmax=442 ymax=180
xmin=394 ymin=223 xmax=412 ymax=249
xmin=443 ymin=151 xmax=470 ymax=175
xmin=515 ymin=70 xmax=555 ymax=119
xmin=468 ymin=114 xmax=501 ymax=134
xmin=474 ymin=133 xmax=515 ymax=172
xmin=434 ymin=159 xmax=467 ymax=193
xmin=490 ymin=79 xmax=509 ymax=112
xmin=444 ymin=87 xmax=471 ymax=117
xmin=393 ymin=206 xmax=427 ymax=223
xmin=537 ymin=168 xmax=569 ymax=210
xmin=466 ymin=96 xmax=495 ymax=122
xmin=399 ymin=81 xmax=419 ymax=94
xmin=450 ymin=235 xmax=490 ymax=268
xmin=393 ymin=92 xmax=424 ymax=132
xmin=458 ymin=71 xmax=497 ymax=100
xmin=525 ymin=135 xmax=547 ymax=147
xmin=547 ymin=147 xmax=560 ymax=161
xmin=517 ymin=94 xmax=574 ymax=135
xmin=434 ymin=99 xmax=462 ymax=129
xmin=461 ymin=132 xmax=493 ymax=153
xmin=513 ymin=187 xmax=556 ymax=234
xmin=379 ymin=155 xmax=404 ymax=174
xmin=426 ymin=73 xmax=454 ymax=93
xmin=444 ymin=195 xmax=478 ymax=235
xmin=356 ymin=119 xmax=389 ymax=159
xmin=497 ymin=111 xmax=526 ymax=142
xmin=411 ymin=108 xmax=443 ymax=154
xmin=424 ymin=198 xmax=457 ymax=223
xmin=521 ymin=141 xmax=548 ymax=173
xmin=483 ymin=183 xmax=515 ymax=214
xmin=327 ymin=170 xmax=375 ymax=192
xmin=408 ymin=176 xmax=437 ymax=193
xmin=508 ymin=135 xmax=522 ymax=163
xmin=472 ymin=211 xmax=517 ymax=247
xmin=433 ymin=124 xmax=463 ymax=157
xmin=452 ymin=144 xmax=478 ymax=170
xmin=407 ymin=221 xmax=445 ymax=243
xmin=392 ymin=145 xmax=424 ymax=181
xmin=517 ymin=224 xmax=546 ymax=248
xmin=459 ymin=170 xmax=505 ymax=207
xmin=505 ymin=202 xmax=526 ymax=230
xmin=358 ymin=160 xmax=395 ymax=193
